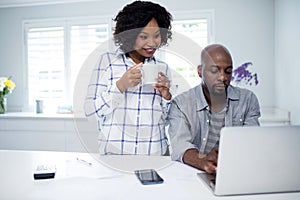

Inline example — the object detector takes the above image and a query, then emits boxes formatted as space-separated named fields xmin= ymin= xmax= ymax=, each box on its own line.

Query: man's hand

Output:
xmin=200 ymin=147 xmax=219 ymax=174
xmin=183 ymin=147 xmax=219 ymax=174
xmin=116 ymin=63 xmax=143 ymax=93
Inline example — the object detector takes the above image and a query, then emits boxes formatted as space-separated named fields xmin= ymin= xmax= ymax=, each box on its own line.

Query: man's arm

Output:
xmin=183 ymin=147 xmax=219 ymax=174
xmin=168 ymin=99 xmax=197 ymax=162
xmin=244 ymin=91 xmax=261 ymax=126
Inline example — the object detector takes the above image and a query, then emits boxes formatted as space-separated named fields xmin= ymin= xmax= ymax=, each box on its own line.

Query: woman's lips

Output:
xmin=144 ymin=48 xmax=156 ymax=54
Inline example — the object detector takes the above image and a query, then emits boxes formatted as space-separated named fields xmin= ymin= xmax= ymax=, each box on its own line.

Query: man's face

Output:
xmin=199 ymin=48 xmax=233 ymax=96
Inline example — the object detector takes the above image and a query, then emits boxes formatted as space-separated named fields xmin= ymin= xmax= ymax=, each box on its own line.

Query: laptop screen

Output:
xmin=198 ymin=126 xmax=300 ymax=196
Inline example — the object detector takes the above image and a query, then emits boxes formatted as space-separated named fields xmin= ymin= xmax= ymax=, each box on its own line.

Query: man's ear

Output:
xmin=197 ymin=65 xmax=202 ymax=78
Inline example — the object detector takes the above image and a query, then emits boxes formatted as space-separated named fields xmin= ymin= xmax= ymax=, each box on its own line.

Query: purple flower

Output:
xmin=231 ymin=62 xmax=259 ymax=86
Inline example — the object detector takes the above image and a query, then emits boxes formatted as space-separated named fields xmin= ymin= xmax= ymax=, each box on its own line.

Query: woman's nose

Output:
xmin=147 ymin=36 xmax=160 ymax=47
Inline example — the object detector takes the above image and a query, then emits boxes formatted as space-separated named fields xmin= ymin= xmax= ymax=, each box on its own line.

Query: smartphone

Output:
xmin=134 ymin=169 xmax=164 ymax=185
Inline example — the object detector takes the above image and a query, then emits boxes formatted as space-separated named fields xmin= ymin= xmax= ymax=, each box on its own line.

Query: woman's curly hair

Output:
xmin=113 ymin=1 xmax=172 ymax=53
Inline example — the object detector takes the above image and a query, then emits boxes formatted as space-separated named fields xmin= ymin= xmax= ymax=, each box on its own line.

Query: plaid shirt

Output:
xmin=85 ymin=49 xmax=171 ymax=155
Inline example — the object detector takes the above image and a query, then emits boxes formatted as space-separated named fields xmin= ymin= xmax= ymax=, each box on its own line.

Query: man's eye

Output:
xmin=211 ymin=68 xmax=219 ymax=73
xmin=225 ymin=70 xmax=232 ymax=74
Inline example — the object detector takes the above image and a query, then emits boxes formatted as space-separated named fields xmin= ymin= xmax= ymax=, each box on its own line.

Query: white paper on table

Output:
xmin=62 ymin=159 xmax=122 ymax=179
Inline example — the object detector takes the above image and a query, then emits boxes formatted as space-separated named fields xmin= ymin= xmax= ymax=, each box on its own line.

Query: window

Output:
xmin=161 ymin=10 xmax=214 ymax=95
xmin=24 ymin=18 xmax=110 ymax=112
xmin=26 ymin=26 xmax=65 ymax=111
xmin=23 ymin=11 xmax=214 ymax=112
xmin=165 ymin=19 xmax=209 ymax=95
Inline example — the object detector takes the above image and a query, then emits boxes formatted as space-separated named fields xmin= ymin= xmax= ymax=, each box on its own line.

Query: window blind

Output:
xmin=27 ymin=26 xmax=65 ymax=109
xmin=26 ymin=22 xmax=108 ymax=112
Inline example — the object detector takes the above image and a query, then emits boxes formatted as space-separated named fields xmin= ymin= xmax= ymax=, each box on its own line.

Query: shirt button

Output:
xmin=203 ymin=138 xmax=206 ymax=141
xmin=206 ymin=119 xmax=209 ymax=123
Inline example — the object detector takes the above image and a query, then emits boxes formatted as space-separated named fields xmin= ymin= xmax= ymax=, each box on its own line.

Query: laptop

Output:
xmin=197 ymin=125 xmax=300 ymax=196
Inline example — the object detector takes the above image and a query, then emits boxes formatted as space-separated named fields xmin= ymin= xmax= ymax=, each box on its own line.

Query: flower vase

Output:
xmin=0 ymin=97 xmax=7 ymax=114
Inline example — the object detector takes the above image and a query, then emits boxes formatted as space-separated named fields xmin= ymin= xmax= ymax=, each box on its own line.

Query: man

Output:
xmin=168 ymin=44 xmax=260 ymax=173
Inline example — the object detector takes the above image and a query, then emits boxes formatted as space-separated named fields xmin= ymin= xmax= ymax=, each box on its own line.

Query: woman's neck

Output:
xmin=128 ymin=51 xmax=145 ymax=64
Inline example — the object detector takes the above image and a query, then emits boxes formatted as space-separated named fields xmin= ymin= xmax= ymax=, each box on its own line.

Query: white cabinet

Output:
xmin=0 ymin=112 xmax=98 ymax=152
xmin=259 ymin=107 xmax=291 ymax=126
xmin=0 ymin=107 xmax=291 ymax=152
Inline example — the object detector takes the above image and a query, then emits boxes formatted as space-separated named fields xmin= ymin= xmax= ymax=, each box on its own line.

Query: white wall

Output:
xmin=275 ymin=0 xmax=300 ymax=124
xmin=160 ymin=0 xmax=274 ymax=108
xmin=1 ymin=0 xmax=298 ymax=124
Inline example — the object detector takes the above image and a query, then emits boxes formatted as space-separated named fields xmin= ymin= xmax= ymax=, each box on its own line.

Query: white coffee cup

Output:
xmin=141 ymin=63 xmax=166 ymax=85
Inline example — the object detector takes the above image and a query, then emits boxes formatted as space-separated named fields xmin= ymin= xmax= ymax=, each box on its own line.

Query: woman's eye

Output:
xmin=139 ymin=35 xmax=148 ymax=40
xmin=154 ymin=33 xmax=161 ymax=39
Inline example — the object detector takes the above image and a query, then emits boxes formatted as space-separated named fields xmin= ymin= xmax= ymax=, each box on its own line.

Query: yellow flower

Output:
xmin=0 ymin=77 xmax=16 ymax=96
xmin=4 ymin=79 xmax=16 ymax=90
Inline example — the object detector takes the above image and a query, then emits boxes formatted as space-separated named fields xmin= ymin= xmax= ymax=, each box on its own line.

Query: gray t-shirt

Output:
xmin=202 ymin=106 xmax=226 ymax=154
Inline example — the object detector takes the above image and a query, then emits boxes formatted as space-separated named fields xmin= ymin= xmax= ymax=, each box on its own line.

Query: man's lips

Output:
xmin=215 ymin=84 xmax=226 ymax=90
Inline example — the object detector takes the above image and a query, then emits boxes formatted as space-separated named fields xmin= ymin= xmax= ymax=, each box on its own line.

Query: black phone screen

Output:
xmin=134 ymin=169 xmax=164 ymax=185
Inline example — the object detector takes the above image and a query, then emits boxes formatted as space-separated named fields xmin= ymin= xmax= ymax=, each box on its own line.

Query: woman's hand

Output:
xmin=116 ymin=63 xmax=143 ymax=93
xmin=154 ymin=71 xmax=171 ymax=100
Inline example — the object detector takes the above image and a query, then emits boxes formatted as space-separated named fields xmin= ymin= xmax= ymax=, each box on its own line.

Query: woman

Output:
xmin=86 ymin=1 xmax=173 ymax=155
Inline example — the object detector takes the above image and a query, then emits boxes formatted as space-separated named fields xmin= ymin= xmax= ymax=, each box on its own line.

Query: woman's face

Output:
xmin=134 ymin=18 xmax=161 ymax=58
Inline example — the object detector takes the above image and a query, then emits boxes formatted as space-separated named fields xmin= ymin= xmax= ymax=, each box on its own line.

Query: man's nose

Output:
xmin=218 ymin=70 xmax=226 ymax=81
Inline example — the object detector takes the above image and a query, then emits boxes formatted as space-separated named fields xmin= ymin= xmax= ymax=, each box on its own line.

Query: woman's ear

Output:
xmin=197 ymin=65 xmax=202 ymax=78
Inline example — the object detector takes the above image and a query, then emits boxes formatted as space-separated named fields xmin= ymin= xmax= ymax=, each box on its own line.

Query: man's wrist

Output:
xmin=183 ymin=148 xmax=206 ymax=171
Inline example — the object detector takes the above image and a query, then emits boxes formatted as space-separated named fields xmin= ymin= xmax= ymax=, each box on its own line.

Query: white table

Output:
xmin=0 ymin=150 xmax=299 ymax=200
